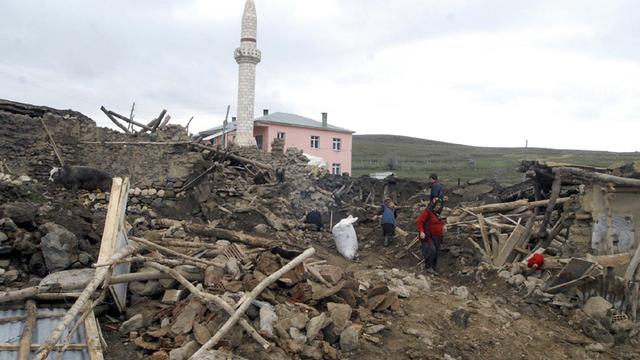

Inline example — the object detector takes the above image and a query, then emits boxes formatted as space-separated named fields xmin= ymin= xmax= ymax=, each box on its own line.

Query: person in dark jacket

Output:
xmin=428 ymin=173 xmax=444 ymax=209
xmin=378 ymin=197 xmax=398 ymax=247
xmin=304 ymin=209 xmax=323 ymax=231
xmin=416 ymin=198 xmax=446 ymax=275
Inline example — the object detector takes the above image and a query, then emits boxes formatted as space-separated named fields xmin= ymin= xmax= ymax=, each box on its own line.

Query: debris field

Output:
xmin=1 ymin=99 xmax=640 ymax=360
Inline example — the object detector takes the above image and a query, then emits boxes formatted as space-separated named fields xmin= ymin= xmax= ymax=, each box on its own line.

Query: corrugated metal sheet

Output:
xmin=0 ymin=308 xmax=89 ymax=360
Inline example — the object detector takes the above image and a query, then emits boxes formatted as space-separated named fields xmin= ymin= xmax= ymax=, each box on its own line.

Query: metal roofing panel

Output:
xmin=0 ymin=308 xmax=89 ymax=360
xmin=255 ymin=112 xmax=353 ymax=133
xmin=199 ymin=112 xmax=354 ymax=136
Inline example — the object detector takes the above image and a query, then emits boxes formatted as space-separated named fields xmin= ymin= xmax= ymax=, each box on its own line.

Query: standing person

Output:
xmin=378 ymin=197 xmax=398 ymax=247
xmin=416 ymin=198 xmax=446 ymax=275
xmin=429 ymin=173 xmax=444 ymax=208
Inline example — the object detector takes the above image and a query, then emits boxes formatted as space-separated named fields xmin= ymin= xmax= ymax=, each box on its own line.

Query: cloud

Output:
xmin=0 ymin=0 xmax=638 ymax=151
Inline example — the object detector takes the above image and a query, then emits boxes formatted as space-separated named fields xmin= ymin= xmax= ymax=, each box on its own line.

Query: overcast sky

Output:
xmin=1 ymin=0 xmax=639 ymax=151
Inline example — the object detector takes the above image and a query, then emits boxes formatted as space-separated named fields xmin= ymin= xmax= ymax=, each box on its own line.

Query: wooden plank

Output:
xmin=477 ymin=214 xmax=491 ymax=255
xmin=632 ymin=282 xmax=639 ymax=322
xmin=97 ymin=177 xmax=131 ymax=312
xmin=586 ymin=252 xmax=632 ymax=268
xmin=491 ymin=234 xmax=500 ymax=260
xmin=17 ymin=300 xmax=36 ymax=360
xmin=0 ymin=344 xmax=88 ymax=350
xmin=0 ymin=312 xmax=64 ymax=324
xmin=84 ymin=310 xmax=104 ymax=360
xmin=493 ymin=224 xmax=527 ymax=266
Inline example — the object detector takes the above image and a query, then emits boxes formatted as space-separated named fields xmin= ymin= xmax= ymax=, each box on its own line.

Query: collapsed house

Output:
xmin=1 ymin=99 xmax=640 ymax=359
xmin=443 ymin=160 xmax=640 ymax=349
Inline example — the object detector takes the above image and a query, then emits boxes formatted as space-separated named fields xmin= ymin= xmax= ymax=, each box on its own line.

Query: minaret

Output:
xmin=233 ymin=0 xmax=261 ymax=147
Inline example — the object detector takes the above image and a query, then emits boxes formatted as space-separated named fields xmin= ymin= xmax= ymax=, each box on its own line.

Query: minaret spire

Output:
xmin=233 ymin=0 xmax=261 ymax=147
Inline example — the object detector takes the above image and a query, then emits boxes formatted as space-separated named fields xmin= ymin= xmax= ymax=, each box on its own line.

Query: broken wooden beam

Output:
xmin=40 ymin=116 xmax=65 ymax=166
xmin=33 ymin=242 xmax=141 ymax=360
xmin=461 ymin=197 xmax=571 ymax=215
xmin=17 ymin=300 xmax=37 ymax=360
xmin=100 ymin=106 xmax=132 ymax=134
xmin=493 ymin=216 xmax=533 ymax=267
xmin=477 ymin=214 xmax=491 ymax=255
xmin=182 ymin=223 xmax=275 ymax=249
xmin=538 ymin=174 xmax=562 ymax=248
xmin=554 ymin=167 xmax=640 ymax=187
xmin=190 ymin=247 xmax=316 ymax=359
xmin=191 ymin=143 xmax=274 ymax=171
xmin=107 ymin=110 xmax=153 ymax=131
xmin=145 ymin=262 xmax=271 ymax=350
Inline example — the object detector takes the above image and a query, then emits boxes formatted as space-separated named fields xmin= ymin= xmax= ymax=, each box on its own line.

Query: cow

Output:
xmin=49 ymin=164 xmax=113 ymax=192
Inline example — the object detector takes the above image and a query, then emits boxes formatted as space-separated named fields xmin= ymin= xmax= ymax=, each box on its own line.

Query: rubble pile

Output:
xmin=112 ymin=217 xmax=429 ymax=360
xmin=1 ymin=100 xmax=640 ymax=359
xmin=442 ymin=160 xmax=640 ymax=350
xmin=189 ymin=145 xmax=337 ymax=228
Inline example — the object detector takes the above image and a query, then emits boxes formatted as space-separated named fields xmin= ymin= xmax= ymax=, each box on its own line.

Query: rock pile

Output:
xmin=112 ymin=218 xmax=425 ymax=360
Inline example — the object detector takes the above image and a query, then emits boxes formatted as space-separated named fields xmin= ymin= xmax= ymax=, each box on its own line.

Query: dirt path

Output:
xmin=328 ymin=225 xmax=640 ymax=360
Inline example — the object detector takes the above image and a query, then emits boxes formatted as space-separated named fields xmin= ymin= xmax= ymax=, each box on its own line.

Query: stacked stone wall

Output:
xmin=0 ymin=100 xmax=204 ymax=189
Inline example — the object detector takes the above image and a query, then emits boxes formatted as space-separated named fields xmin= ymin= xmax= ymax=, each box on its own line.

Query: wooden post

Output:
xmin=18 ymin=300 xmax=37 ymax=360
xmin=84 ymin=311 xmax=104 ymax=360
xmin=40 ymin=116 xmax=65 ymax=166
xmin=632 ymin=282 xmax=639 ymax=322
xmin=185 ymin=116 xmax=194 ymax=134
xmin=477 ymin=214 xmax=491 ymax=255
xmin=149 ymin=109 xmax=167 ymax=133
xmin=539 ymin=175 xmax=562 ymax=249
xmin=128 ymin=102 xmax=136 ymax=132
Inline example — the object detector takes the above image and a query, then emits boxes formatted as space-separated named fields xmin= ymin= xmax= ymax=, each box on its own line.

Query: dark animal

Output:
xmin=304 ymin=210 xmax=323 ymax=231
xmin=270 ymin=246 xmax=302 ymax=260
xmin=253 ymin=171 xmax=271 ymax=185
xmin=276 ymin=168 xmax=285 ymax=183
xmin=49 ymin=165 xmax=112 ymax=192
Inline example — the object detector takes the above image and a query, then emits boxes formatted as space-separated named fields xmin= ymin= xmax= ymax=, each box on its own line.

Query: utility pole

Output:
xmin=222 ymin=105 xmax=230 ymax=149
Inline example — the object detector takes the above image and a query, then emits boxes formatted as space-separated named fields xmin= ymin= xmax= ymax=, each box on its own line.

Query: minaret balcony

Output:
xmin=234 ymin=47 xmax=262 ymax=64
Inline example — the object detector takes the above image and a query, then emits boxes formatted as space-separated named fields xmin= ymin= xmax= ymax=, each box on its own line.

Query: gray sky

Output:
xmin=1 ymin=0 xmax=639 ymax=151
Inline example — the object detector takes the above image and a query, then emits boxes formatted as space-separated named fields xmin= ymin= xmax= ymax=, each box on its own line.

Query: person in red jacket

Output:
xmin=416 ymin=198 xmax=445 ymax=275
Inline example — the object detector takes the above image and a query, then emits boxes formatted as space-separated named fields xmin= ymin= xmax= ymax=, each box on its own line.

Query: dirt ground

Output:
xmin=342 ymin=227 xmax=640 ymax=360
xmin=95 ymin=212 xmax=640 ymax=360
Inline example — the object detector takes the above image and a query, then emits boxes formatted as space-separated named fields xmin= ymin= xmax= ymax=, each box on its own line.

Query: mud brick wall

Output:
xmin=0 ymin=100 xmax=204 ymax=188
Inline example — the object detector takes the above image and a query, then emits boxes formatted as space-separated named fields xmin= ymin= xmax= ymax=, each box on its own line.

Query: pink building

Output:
xmin=200 ymin=111 xmax=354 ymax=175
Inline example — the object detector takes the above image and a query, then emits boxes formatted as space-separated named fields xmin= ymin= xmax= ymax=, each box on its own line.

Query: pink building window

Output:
xmin=310 ymin=135 xmax=320 ymax=149
xmin=332 ymin=138 xmax=342 ymax=152
xmin=332 ymin=163 xmax=341 ymax=175
xmin=277 ymin=132 xmax=286 ymax=140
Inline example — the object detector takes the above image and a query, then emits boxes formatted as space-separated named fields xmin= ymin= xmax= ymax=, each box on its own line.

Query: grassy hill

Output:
xmin=352 ymin=135 xmax=639 ymax=185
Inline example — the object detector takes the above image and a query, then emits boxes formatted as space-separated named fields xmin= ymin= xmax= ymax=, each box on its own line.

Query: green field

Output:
xmin=352 ymin=135 xmax=639 ymax=185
